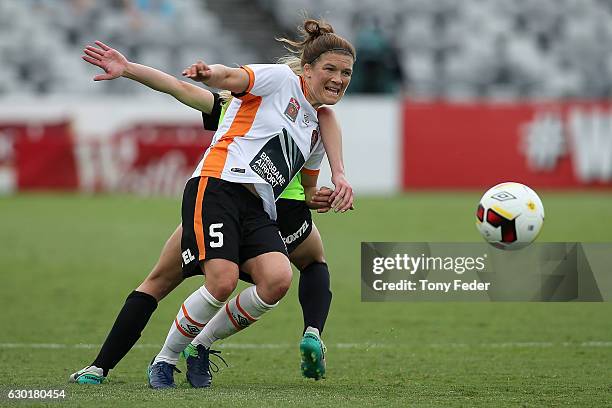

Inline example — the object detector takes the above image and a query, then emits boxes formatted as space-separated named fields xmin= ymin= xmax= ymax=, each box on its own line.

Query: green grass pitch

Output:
xmin=0 ymin=192 xmax=611 ymax=407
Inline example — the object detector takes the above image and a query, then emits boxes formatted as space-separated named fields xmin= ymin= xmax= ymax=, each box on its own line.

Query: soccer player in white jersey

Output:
xmin=146 ymin=18 xmax=355 ymax=388
xmin=70 ymin=34 xmax=351 ymax=386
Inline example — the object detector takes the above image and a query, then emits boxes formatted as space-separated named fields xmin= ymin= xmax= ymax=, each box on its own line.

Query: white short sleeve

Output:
xmin=239 ymin=64 xmax=294 ymax=97
xmin=302 ymin=139 xmax=325 ymax=174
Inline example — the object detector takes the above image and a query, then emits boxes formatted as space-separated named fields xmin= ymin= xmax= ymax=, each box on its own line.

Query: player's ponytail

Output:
xmin=277 ymin=18 xmax=355 ymax=66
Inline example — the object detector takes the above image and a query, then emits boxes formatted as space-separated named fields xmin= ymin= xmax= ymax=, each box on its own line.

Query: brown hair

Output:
xmin=276 ymin=18 xmax=356 ymax=66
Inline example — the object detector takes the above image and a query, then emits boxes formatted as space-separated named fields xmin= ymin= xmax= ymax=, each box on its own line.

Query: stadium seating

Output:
xmin=0 ymin=0 xmax=254 ymax=96
xmin=259 ymin=0 xmax=612 ymax=98
xmin=2 ymin=0 xmax=612 ymax=98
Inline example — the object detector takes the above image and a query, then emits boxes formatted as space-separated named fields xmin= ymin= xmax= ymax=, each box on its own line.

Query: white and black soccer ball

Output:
xmin=476 ymin=182 xmax=545 ymax=250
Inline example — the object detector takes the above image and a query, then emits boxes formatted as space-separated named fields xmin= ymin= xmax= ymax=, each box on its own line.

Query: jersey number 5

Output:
xmin=209 ymin=223 xmax=224 ymax=248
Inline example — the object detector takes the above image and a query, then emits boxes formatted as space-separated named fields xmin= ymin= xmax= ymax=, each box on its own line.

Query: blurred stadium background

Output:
xmin=1 ymin=1 xmax=611 ymax=406
xmin=2 ymin=0 xmax=612 ymax=195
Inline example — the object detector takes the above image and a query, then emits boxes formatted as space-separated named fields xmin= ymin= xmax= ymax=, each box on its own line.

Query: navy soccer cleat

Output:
xmin=184 ymin=344 xmax=227 ymax=388
xmin=147 ymin=358 xmax=181 ymax=389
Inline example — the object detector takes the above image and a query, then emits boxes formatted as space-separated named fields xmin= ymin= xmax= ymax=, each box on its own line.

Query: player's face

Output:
xmin=304 ymin=52 xmax=353 ymax=107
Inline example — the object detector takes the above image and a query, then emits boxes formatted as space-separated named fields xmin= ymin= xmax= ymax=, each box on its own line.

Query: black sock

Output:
xmin=298 ymin=262 xmax=332 ymax=335
xmin=92 ymin=290 xmax=157 ymax=376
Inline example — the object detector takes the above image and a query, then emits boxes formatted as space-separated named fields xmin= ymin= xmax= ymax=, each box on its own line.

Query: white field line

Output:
xmin=0 ymin=341 xmax=611 ymax=350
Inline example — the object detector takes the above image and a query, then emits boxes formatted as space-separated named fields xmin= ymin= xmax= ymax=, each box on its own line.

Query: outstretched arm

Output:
xmin=82 ymin=41 xmax=214 ymax=113
xmin=317 ymin=107 xmax=354 ymax=212
xmin=182 ymin=61 xmax=250 ymax=94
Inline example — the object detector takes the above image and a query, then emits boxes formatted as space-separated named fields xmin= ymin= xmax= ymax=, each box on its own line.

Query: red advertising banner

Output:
xmin=1 ymin=120 xmax=213 ymax=196
xmin=75 ymin=123 xmax=212 ymax=196
xmin=0 ymin=121 xmax=78 ymax=191
xmin=16 ymin=121 xmax=79 ymax=191
xmin=403 ymin=101 xmax=612 ymax=189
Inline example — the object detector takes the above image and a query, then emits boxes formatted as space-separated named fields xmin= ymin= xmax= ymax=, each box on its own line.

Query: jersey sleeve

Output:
xmin=201 ymin=92 xmax=222 ymax=131
xmin=233 ymin=64 xmax=293 ymax=98
xmin=302 ymin=140 xmax=325 ymax=175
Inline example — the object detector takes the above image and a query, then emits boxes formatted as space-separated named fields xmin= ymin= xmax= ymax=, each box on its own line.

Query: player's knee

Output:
xmin=274 ymin=270 xmax=292 ymax=297
xmin=207 ymin=277 xmax=237 ymax=301
xmin=259 ymin=267 xmax=292 ymax=303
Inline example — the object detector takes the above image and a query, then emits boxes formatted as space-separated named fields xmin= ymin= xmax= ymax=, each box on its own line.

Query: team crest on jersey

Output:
xmin=284 ymin=97 xmax=300 ymax=122
xmin=310 ymin=129 xmax=319 ymax=151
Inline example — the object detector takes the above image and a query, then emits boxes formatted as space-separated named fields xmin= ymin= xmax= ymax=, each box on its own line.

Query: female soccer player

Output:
xmin=70 ymin=19 xmax=354 ymax=387
xmin=153 ymin=19 xmax=354 ymax=389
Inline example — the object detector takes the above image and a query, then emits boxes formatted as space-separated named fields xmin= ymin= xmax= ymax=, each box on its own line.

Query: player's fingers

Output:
xmin=340 ymin=187 xmax=353 ymax=211
xmin=85 ymin=45 xmax=105 ymax=56
xmin=93 ymin=73 xmax=113 ymax=81
xmin=95 ymin=41 xmax=111 ymax=51
xmin=84 ymin=48 xmax=103 ymax=60
xmin=309 ymin=201 xmax=327 ymax=209
xmin=335 ymin=192 xmax=350 ymax=212
xmin=82 ymin=55 xmax=104 ymax=68
xmin=315 ymin=188 xmax=333 ymax=198
xmin=311 ymin=195 xmax=330 ymax=204
xmin=331 ymin=185 xmax=347 ymax=208
xmin=317 ymin=207 xmax=331 ymax=213
xmin=329 ymin=189 xmax=339 ymax=202
xmin=332 ymin=185 xmax=348 ymax=205
xmin=339 ymin=192 xmax=354 ymax=212
xmin=186 ymin=65 xmax=197 ymax=78
xmin=316 ymin=186 xmax=333 ymax=195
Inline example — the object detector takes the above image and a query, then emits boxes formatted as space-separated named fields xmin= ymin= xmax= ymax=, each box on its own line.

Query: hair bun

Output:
xmin=303 ymin=19 xmax=334 ymax=39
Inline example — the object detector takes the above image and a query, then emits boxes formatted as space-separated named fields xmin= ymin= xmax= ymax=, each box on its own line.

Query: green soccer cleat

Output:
xmin=69 ymin=365 xmax=105 ymax=385
xmin=300 ymin=327 xmax=326 ymax=380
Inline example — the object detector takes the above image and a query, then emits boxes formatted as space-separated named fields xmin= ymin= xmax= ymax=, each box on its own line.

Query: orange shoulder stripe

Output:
xmin=199 ymin=93 xmax=262 ymax=178
xmin=242 ymin=66 xmax=255 ymax=94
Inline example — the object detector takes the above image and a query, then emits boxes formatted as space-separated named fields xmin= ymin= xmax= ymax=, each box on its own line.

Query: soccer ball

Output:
xmin=476 ymin=182 xmax=545 ymax=250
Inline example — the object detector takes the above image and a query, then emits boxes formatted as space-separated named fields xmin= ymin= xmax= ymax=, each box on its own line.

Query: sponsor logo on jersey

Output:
xmin=249 ymin=128 xmax=305 ymax=198
xmin=302 ymin=113 xmax=311 ymax=127
xmin=230 ymin=167 xmax=246 ymax=174
xmin=310 ymin=129 xmax=319 ymax=152
xmin=284 ymin=97 xmax=300 ymax=122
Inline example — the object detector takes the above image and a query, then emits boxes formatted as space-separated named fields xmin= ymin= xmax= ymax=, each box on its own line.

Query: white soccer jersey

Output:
xmin=191 ymin=64 xmax=325 ymax=220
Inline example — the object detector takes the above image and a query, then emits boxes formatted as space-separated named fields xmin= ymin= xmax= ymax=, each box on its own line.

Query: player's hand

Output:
xmin=182 ymin=61 xmax=212 ymax=83
xmin=308 ymin=186 xmax=333 ymax=213
xmin=82 ymin=41 xmax=128 ymax=81
xmin=329 ymin=173 xmax=354 ymax=212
